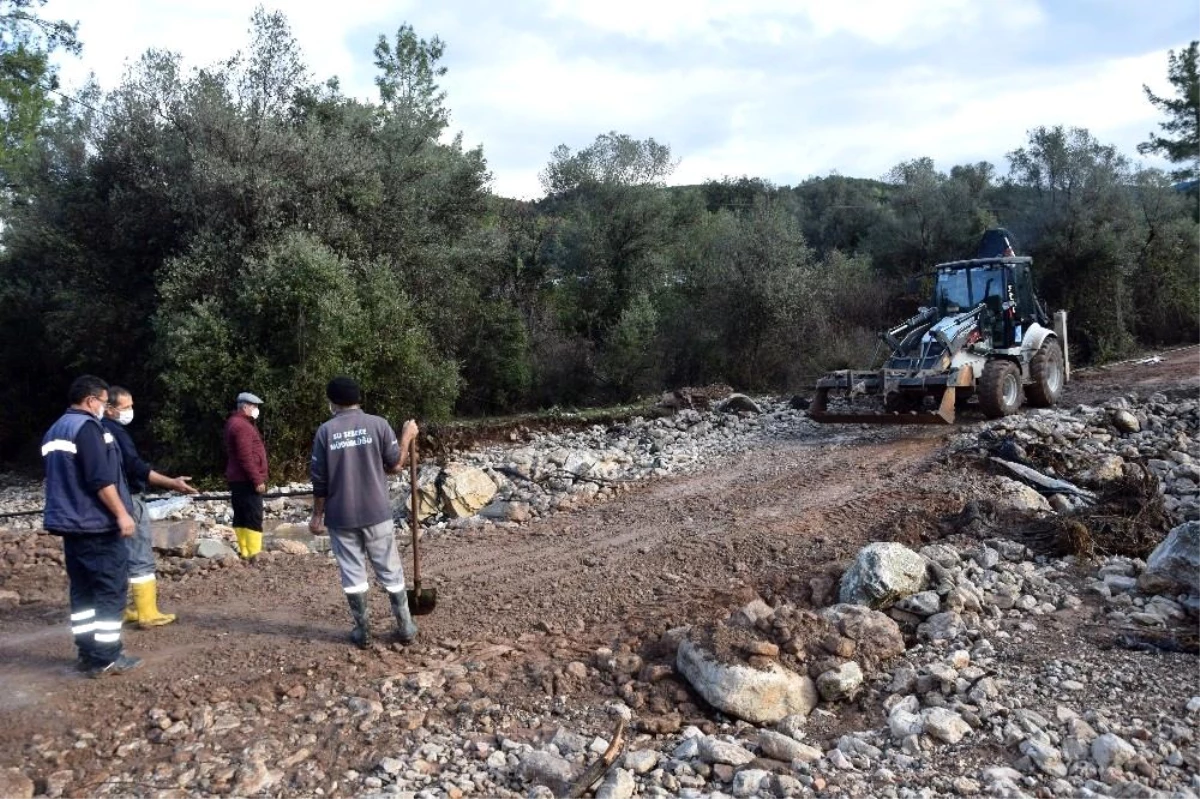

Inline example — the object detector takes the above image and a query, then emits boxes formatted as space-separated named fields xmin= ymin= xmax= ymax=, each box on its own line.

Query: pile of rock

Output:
xmin=951 ymin=392 xmax=1200 ymax=524
xmin=0 ymin=395 xmax=817 ymax=542
xmin=496 ymin=535 xmax=1199 ymax=798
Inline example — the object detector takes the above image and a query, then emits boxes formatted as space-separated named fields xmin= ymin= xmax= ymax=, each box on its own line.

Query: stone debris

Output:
xmin=1 ymin=388 xmax=1198 ymax=798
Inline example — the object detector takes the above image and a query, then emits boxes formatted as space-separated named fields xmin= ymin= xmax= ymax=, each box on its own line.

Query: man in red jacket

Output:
xmin=224 ymin=392 xmax=268 ymax=558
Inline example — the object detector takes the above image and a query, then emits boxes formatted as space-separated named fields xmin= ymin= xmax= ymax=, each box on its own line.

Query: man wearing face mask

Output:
xmin=42 ymin=375 xmax=141 ymax=677
xmin=223 ymin=391 xmax=268 ymax=558
xmin=102 ymin=386 xmax=197 ymax=627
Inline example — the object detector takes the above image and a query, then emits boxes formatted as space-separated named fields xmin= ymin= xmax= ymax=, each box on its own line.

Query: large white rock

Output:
xmin=1091 ymin=733 xmax=1137 ymax=770
xmin=757 ymin=730 xmax=822 ymax=763
xmin=676 ymin=638 xmax=817 ymax=724
xmin=697 ymin=737 xmax=755 ymax=766
xmin=1141 ymin=521 xmax=1200 ymax=596
xmin=816 ymin=661 xmax=863 ymax=702
xmin=839 ymin=542 xmax=929 ymax=607
xmin=595 ymin=768 xmax=635 ymax=799
xmin=992 ymin=477 xmax=1053 ymax=514
xmin=440 ymin=465 xmax=498 ymax=518
xmin=921 ymin=707 xmax=971 ymax=744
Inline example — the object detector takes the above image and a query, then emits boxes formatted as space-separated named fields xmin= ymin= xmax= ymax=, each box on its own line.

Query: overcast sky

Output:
xmin=40 ymin=0 xmax=1199 ymax=199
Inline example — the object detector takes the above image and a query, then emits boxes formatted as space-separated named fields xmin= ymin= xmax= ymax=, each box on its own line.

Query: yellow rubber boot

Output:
xmin=234 ymin=527 xmax=249 ymax=558
xmin=133 ymin=578 xmax=176 ymax=627
xmin=244 ymin=530 xmax=263 ymax=558
xmin=123 ymin=587 xmax=139 ymax=625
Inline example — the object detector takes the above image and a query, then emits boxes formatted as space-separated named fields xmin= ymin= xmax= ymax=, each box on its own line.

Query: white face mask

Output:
xmin=250 ymin=406 xmax=260 ymax=420
xmin=117 ymin=409 xmax=134 ymax=426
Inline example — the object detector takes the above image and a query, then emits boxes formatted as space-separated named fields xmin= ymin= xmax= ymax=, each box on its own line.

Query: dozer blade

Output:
xmin=809 ymin=386 xmax=958 ymax=425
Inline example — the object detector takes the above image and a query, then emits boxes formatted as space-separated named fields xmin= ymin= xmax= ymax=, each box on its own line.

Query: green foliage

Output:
xmin=1139 ymin=41 xmax=1199 ymax=183
xmin=0 ymin=0 xmax=79 ymax=190
xmin=155 ymin=232 xmax=458 ymax=477
xmin=1008 ymin=128 xmax=1135 ymax=361
xmin=0 ymin=9 xmax=1196 ymax=473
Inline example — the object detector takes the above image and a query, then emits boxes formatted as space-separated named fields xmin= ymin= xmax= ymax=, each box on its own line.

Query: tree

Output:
xmin=1138 ymin=41 xmax=1199 ymax=184
xmin=0 ymin=0 xmax=79 ymax=192
xmin=540 ymin=131 xmax=675 ymax=195
xmin=1006 ymin=126 xmax=1139 ymax=360
xmin=373 ymin=23 xmax=447 ymax=143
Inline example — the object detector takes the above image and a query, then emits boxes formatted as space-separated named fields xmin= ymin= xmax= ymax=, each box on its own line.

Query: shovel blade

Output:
xmin=407 ymin=587 xmax=438 ymax=616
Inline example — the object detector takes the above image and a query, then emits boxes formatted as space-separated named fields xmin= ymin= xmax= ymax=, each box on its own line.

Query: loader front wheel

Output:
xmin=1026 ymin=339 xmax=1064 ymax=408
xmin=978 ymin=360 xmax=1022 ymax=419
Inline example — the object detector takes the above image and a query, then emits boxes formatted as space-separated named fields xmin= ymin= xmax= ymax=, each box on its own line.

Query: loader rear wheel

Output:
xmin=978 ymin=360 xmax=1022 ymax=419
xmin=1026 ymin=339 xmax=1064 ymax=408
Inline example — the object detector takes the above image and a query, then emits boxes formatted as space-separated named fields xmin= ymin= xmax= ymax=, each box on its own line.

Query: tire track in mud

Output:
xmin=0 ymin=422 xmax=955 ymax=755
xmin=417 ymin=427 xmax=951 ymax=642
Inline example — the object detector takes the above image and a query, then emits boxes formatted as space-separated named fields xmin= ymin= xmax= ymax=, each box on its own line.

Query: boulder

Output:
xmin=816 ymin=661 xmax=863 ymax=701
xmin=1078 ymin=454 xmax=1127 ymax=485
xmin=195 ymin=539 xmax=237 ymax=559
xmin=838 ymin=542 xmax=929 ymax=608
xmin=992 ymin=477 xmax=1053 ymax=514
xmin=150 ymin=519 xmax=197 ymax=556
xmin=1140 ymin=521 xmax=1199 ymax=596
xmin=758 ymin=729 xmax=822 ymax=763
xmin=595 ymin=768 xmax=635 ymax=799
xmin=479 ymin=501 xmax=533 ymax=523
xmin=519 ymin=751 xmax=576 ymax=795
xmin=676 ymin=637 xmax=817 ymax=724
xmin=393 ymin=483 xmax=442 ymax=522
xmin=820 ymin=604 xmax=906 ymax=667
xmin=697 ymin=737 xmax=756 ymax=766
xmin=921 ymin=707 xmax=971 ymax=744
xmin=1091 ymin=733 xmax=1137 ymax=770
xmin=720 ymin=394 xmax=762 ymax=414
xmin=440 ymin=465 xmax=498 ymax=518
xmin=1111 ymin=409 xmax=1141 ymax=433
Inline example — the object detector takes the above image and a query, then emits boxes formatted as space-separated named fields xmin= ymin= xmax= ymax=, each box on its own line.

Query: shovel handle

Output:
xmin=409 ymin=437 xmax=421 ymax=586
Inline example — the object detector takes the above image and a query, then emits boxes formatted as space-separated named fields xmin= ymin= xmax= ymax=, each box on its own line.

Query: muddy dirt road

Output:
xmin=0 ymin=345 xmax=1195 ymax=796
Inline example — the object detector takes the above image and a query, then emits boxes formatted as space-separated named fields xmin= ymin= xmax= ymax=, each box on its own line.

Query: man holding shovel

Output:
xmin=308 ymin=377 xmax=419 ymax=648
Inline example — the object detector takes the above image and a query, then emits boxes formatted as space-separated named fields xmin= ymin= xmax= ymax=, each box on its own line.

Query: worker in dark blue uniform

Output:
xmin=41 ymin=375 xmax=142 ymax=678
xmin=101 ymin=385 xmax=197 ymax=628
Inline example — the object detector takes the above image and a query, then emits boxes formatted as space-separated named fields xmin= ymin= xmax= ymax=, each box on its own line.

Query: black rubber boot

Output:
xmin=346 ymin=593 xmax=372 ymax=649
xmin=388 ymin=591 xmax=419 ymax=644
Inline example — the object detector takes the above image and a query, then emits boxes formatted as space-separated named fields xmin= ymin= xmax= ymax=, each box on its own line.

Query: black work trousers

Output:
xmin=229 ymin=481 xmax=264 ymax=531
xmin=61 ymin=532 xmax=129 ymax=666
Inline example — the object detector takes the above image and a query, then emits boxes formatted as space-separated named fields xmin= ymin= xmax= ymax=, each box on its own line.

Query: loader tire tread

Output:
xmin=1027 ymin=338 xmax=1064 ymax=408
xmin=978 ymin=359 xmax=1022 ymax=419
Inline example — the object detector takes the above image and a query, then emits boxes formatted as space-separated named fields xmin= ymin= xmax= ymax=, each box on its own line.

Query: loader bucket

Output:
xmin=809 ymin=385 xmax=958 ymax=425
xmin=806 ymin=367 xmax=964 ymax=427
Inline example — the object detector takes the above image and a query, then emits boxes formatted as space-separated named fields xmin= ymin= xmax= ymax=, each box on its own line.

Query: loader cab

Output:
xmin=933 ymin=257 xmax=1039 ymax=350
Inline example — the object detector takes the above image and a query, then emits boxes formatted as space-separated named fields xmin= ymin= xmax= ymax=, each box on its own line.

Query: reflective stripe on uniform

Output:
xmin=94 ymin=619 xmax=123 ymax=644
xmin=42 ymin=440 xmax=78 ymax=456
xmin=129 ymin=574 xmax=155 ymax=584
xmin=383 ymin=583 xmax=406 ymax=594
xmin=70 ymin=608 xmax=96 ymax=621
xmin=71 ymin=622 xmax=97 ymax=635
xmin=343 ymin=582 xmax=370 ymax=595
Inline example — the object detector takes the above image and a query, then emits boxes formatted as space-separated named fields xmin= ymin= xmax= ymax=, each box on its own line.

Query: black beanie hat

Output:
xmin=326 ymin=377 xmax=362 ymax=406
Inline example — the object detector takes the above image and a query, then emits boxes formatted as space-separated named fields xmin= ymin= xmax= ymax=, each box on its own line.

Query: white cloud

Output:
xmin=543 ymin=0 xmax=1045 ymax=48
xmin=37 ymin=0 xmax=1187 ymax=199
xmin=44 ymin=0 xmax=402 ymax=96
